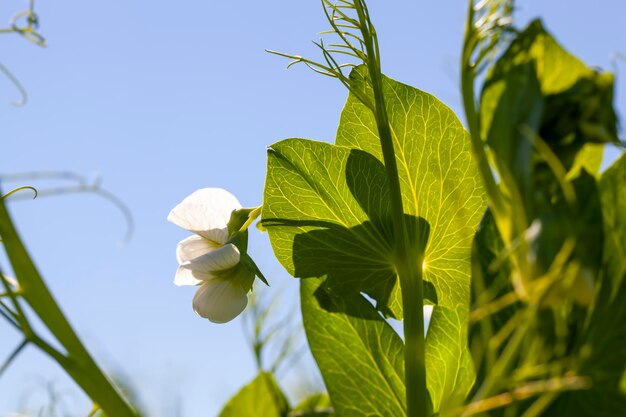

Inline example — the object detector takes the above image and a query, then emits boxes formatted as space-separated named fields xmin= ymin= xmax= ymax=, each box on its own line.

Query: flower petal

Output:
xmin=167 ymin=188 xmax=242 ymax=244
xmin=192 ymin=279 xmax=248 ymax=323
xmin=176 ymin=235 xmax=220 ymax=264
xmin=184 ymin=243 xmax=240 ymax=273
xmin=173 ymin=266 xmax=204 ymax=286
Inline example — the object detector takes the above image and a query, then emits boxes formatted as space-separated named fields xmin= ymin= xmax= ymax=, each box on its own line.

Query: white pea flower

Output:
xmin=168 ymin=188 xmax=254 ymax=323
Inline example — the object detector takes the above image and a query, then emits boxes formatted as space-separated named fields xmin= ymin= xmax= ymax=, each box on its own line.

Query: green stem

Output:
xmin=353 ymin=2 xmax=430 ymax=415
xmin=400 ymin=261 xmax=429 ymax=417
xmin=460 ymin=3 xmax=534 ymax=299
xmin=371 ymin=69 xmax=428 ymax=417
xmin=0 ymin=339 xmax=28 ymax=377
xmin=0 ymin=197 xmax=139 ymax=417
xmin=461 ymin=66 xmax=506 ymax=225
xmin=460 ymin=3 xmax=511 ymax=244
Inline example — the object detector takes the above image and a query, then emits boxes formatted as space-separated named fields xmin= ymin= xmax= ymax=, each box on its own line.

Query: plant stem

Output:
xmin=400 ymin=260 xmax=429 ymax=417
xmin=352 ymin=2 xmax=430 ymax=415
xmin=0 ymin=339 xmax=28 ymax=377
xmin=460 ymin=3 xmax=512 ymax=245
xmin=371 ymin=72 xmax=429 ymax=416
xmin=0 ymin=197 xmax=139 ymax=417
xmin=460 ymin=65 xmax=506 ymax=232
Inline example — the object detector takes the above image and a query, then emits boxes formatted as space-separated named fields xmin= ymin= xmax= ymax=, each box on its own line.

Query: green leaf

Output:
xmin=292 ymin=393 xmax=333 ymax=417
xmin=336 ymin=67 xmax=485 ymax=411
xmin=240 ymin=253 xmax=269 ymax=286
xmin=425 ymin=306 xmax=474 ymax=412
xmin=218 ymin=372 xmax=289 ymax=417
xmin=480 ymin=19 xmax=618 ymax=179
xmin=300 ymin=277 xmax=405 ymax=417
xmin=567 ymin=143 xmax=604 ymax=179
xmin=228 ymin=208 xmax=256 ymax=238
xmin=263 ymin=68 xmax=485 ymax=413
xmin=514 ymin=156 xmax=626 ymax=415
xmin=599 ymin=153 xmax=626 ymax=293
xmin=263 ymin=138 xmax=413 ymax=316
xmin=336 ymin=66 xmax=487 ymax=312
xmin=483 ymin=19 xmax=592 ymax=104
xmin=546 ymin=272 xmax=626 ymax=416
xmin=577 ymin=154 xmax=626 ymax=392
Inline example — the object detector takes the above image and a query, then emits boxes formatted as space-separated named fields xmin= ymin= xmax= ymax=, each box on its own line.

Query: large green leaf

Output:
xmin=480 ymin=19 xmax=616 ymax=182
xmin=263 ymin=68 xmax=485 ymax=413
xmin=218 ymin=372 xmax=289 ymax=417
xmin=480 ymin=19 xmax=593 ymax=141
xmin=425 ymin=306 xmax=474 ymax=412
xmin=336 ymin=66 xmax=486 ymax=311
xmin=478 ymin=18 xmax=614 ymax=307
xmin=565 ymin=152 xmax=626 ymax=410
xmin=335 ymin=68 xmax=484 ymax=411
xmin=263 ymin=138 xmax=417 ymax=316
xmin=300 ymin=277 xmax=405 ymax=417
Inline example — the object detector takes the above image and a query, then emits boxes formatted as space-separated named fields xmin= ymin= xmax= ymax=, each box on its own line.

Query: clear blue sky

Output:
xmin=0 ymin=1 xmax=624 ymax=416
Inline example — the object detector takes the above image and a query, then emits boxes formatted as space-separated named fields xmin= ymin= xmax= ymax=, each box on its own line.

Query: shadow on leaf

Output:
xmin=264 ymin=148 xmax=434 ymax=318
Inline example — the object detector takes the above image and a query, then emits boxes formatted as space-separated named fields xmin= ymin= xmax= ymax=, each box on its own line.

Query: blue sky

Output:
xmin=0 ymin=1 xmax=625 ymax=416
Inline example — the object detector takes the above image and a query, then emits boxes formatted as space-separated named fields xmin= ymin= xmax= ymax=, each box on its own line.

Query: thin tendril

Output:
xmin=0 ymin=172 xmax=134 ymax=244
xmin=267 ymin=1 xmax=375 ymax=109
xmin=0 ymin=61 xmax=28 ymax=106
xmin=0 ymin=339 xmax=28 ymax=377
xmin=2 ymin=185 xmax=38 ymax=200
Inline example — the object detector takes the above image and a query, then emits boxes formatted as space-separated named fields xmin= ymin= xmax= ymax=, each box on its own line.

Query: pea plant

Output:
xmin=1 ymin=0 xmax=625 ymax=416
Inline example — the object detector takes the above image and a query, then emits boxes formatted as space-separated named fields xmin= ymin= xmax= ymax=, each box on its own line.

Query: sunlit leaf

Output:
xmin=337 ymin=66 xmax=487 ymax=312
xmin=218 ymin=372 xmax=289 ymax=417
xmin=263 ymin=67 xmax=485 ymax=413
xmin=425 ymin=306 xmax=474 ymax=412
xmin=480 ymin=19 xmax=617 ymax=180
xmin=263 ymin=138 xmax=405 ymax=316
xmin=336 ymin=67 xmax=485 ymax=411
xmin=300 ymin=277 xmax=405 ymax=417
xmin=567 ymin=143 xmax=604 ymax=179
